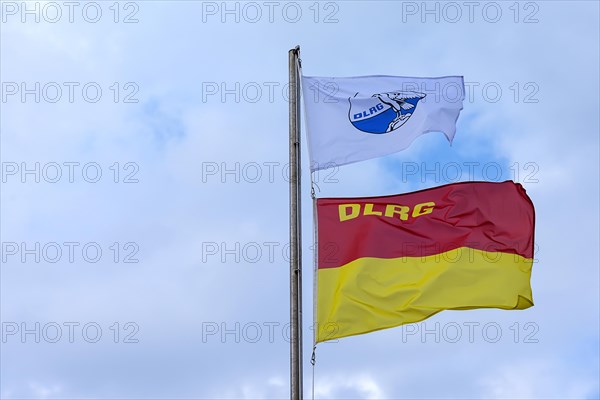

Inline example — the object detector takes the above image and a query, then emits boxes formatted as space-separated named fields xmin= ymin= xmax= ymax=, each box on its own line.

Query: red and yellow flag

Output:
xmin=315 ymin=181 xmax=535 ymax=343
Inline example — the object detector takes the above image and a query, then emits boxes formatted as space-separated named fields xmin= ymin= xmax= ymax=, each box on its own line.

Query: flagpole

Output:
xmin=289 ymin=45 xmax=303 ymax=400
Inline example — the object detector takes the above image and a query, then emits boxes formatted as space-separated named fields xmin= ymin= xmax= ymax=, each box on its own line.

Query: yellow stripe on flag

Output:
xmin=316 ymin=247 xmax=533 ymax=343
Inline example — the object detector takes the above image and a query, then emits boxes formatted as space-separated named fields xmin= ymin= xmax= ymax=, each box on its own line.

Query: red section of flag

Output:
xmin=316 ymin=181 xmax=535 ymax=269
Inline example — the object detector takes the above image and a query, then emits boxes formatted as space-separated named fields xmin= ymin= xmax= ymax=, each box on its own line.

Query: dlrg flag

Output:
xmin=302 ymin=75 xmax=465 ymax=171
xmin=315 ymin=181 xmax=535 ymax=343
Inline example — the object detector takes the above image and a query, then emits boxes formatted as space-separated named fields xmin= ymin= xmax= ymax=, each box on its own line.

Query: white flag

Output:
xmin=301 ymin=75 xmax=465 ymax=171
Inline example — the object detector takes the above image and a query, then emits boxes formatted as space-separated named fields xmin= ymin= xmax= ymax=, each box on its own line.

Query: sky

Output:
xmin=1 ymin=1 xmax=599 ymax=399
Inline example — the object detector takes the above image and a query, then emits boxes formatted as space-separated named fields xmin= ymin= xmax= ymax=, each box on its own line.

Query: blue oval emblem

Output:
xmin=348 ymin=91 xmax=426 ymax=134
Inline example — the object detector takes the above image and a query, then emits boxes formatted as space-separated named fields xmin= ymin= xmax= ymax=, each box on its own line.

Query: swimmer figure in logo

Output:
xmin=375 ymin=91 xmax=426 ymax=132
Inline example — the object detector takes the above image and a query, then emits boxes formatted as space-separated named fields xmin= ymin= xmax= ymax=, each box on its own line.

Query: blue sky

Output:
xmin=1 ymin=1 xmax=599 ymax=399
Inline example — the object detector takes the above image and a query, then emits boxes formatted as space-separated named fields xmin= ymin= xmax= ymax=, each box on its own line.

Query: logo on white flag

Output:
xmin=348 ymin=91 xmax=426 ymax=134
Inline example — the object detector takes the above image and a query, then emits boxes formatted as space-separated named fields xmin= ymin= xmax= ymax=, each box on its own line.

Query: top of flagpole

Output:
xmin=291 ymin=46 xmax=301 ymax=68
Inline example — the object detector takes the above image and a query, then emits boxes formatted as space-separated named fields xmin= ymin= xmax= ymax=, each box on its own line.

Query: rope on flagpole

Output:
xmin=311 ymin=170 xmax=319 ymax=400
xmin=311 ymin=345 xmax=317 ymax=400
xmin=311 ymin=182 xmax=320 ymax=199
xmin=296 ymin=48 xmax=320 ymax=400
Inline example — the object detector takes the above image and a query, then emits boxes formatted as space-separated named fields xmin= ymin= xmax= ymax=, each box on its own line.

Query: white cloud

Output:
xmin=480 ymin=359 xmax=599 ymax=399
xmin=313 ymin=373 xmax=385 ymax=399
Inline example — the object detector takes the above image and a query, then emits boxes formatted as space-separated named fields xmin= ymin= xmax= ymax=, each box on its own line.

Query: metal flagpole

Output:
xmin=289 ymin=45 xmax=303 ymax=400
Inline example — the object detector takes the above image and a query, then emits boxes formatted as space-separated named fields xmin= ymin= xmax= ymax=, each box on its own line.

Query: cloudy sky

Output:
xmin=1 ymin=1 xmax=599 ymax=399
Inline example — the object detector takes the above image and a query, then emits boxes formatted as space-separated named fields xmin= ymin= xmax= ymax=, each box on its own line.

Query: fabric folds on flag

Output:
xmin=302 ymin=75 xmax=465 ymax=171
xmin=315 ymin=181 xmax=535 ymax=343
